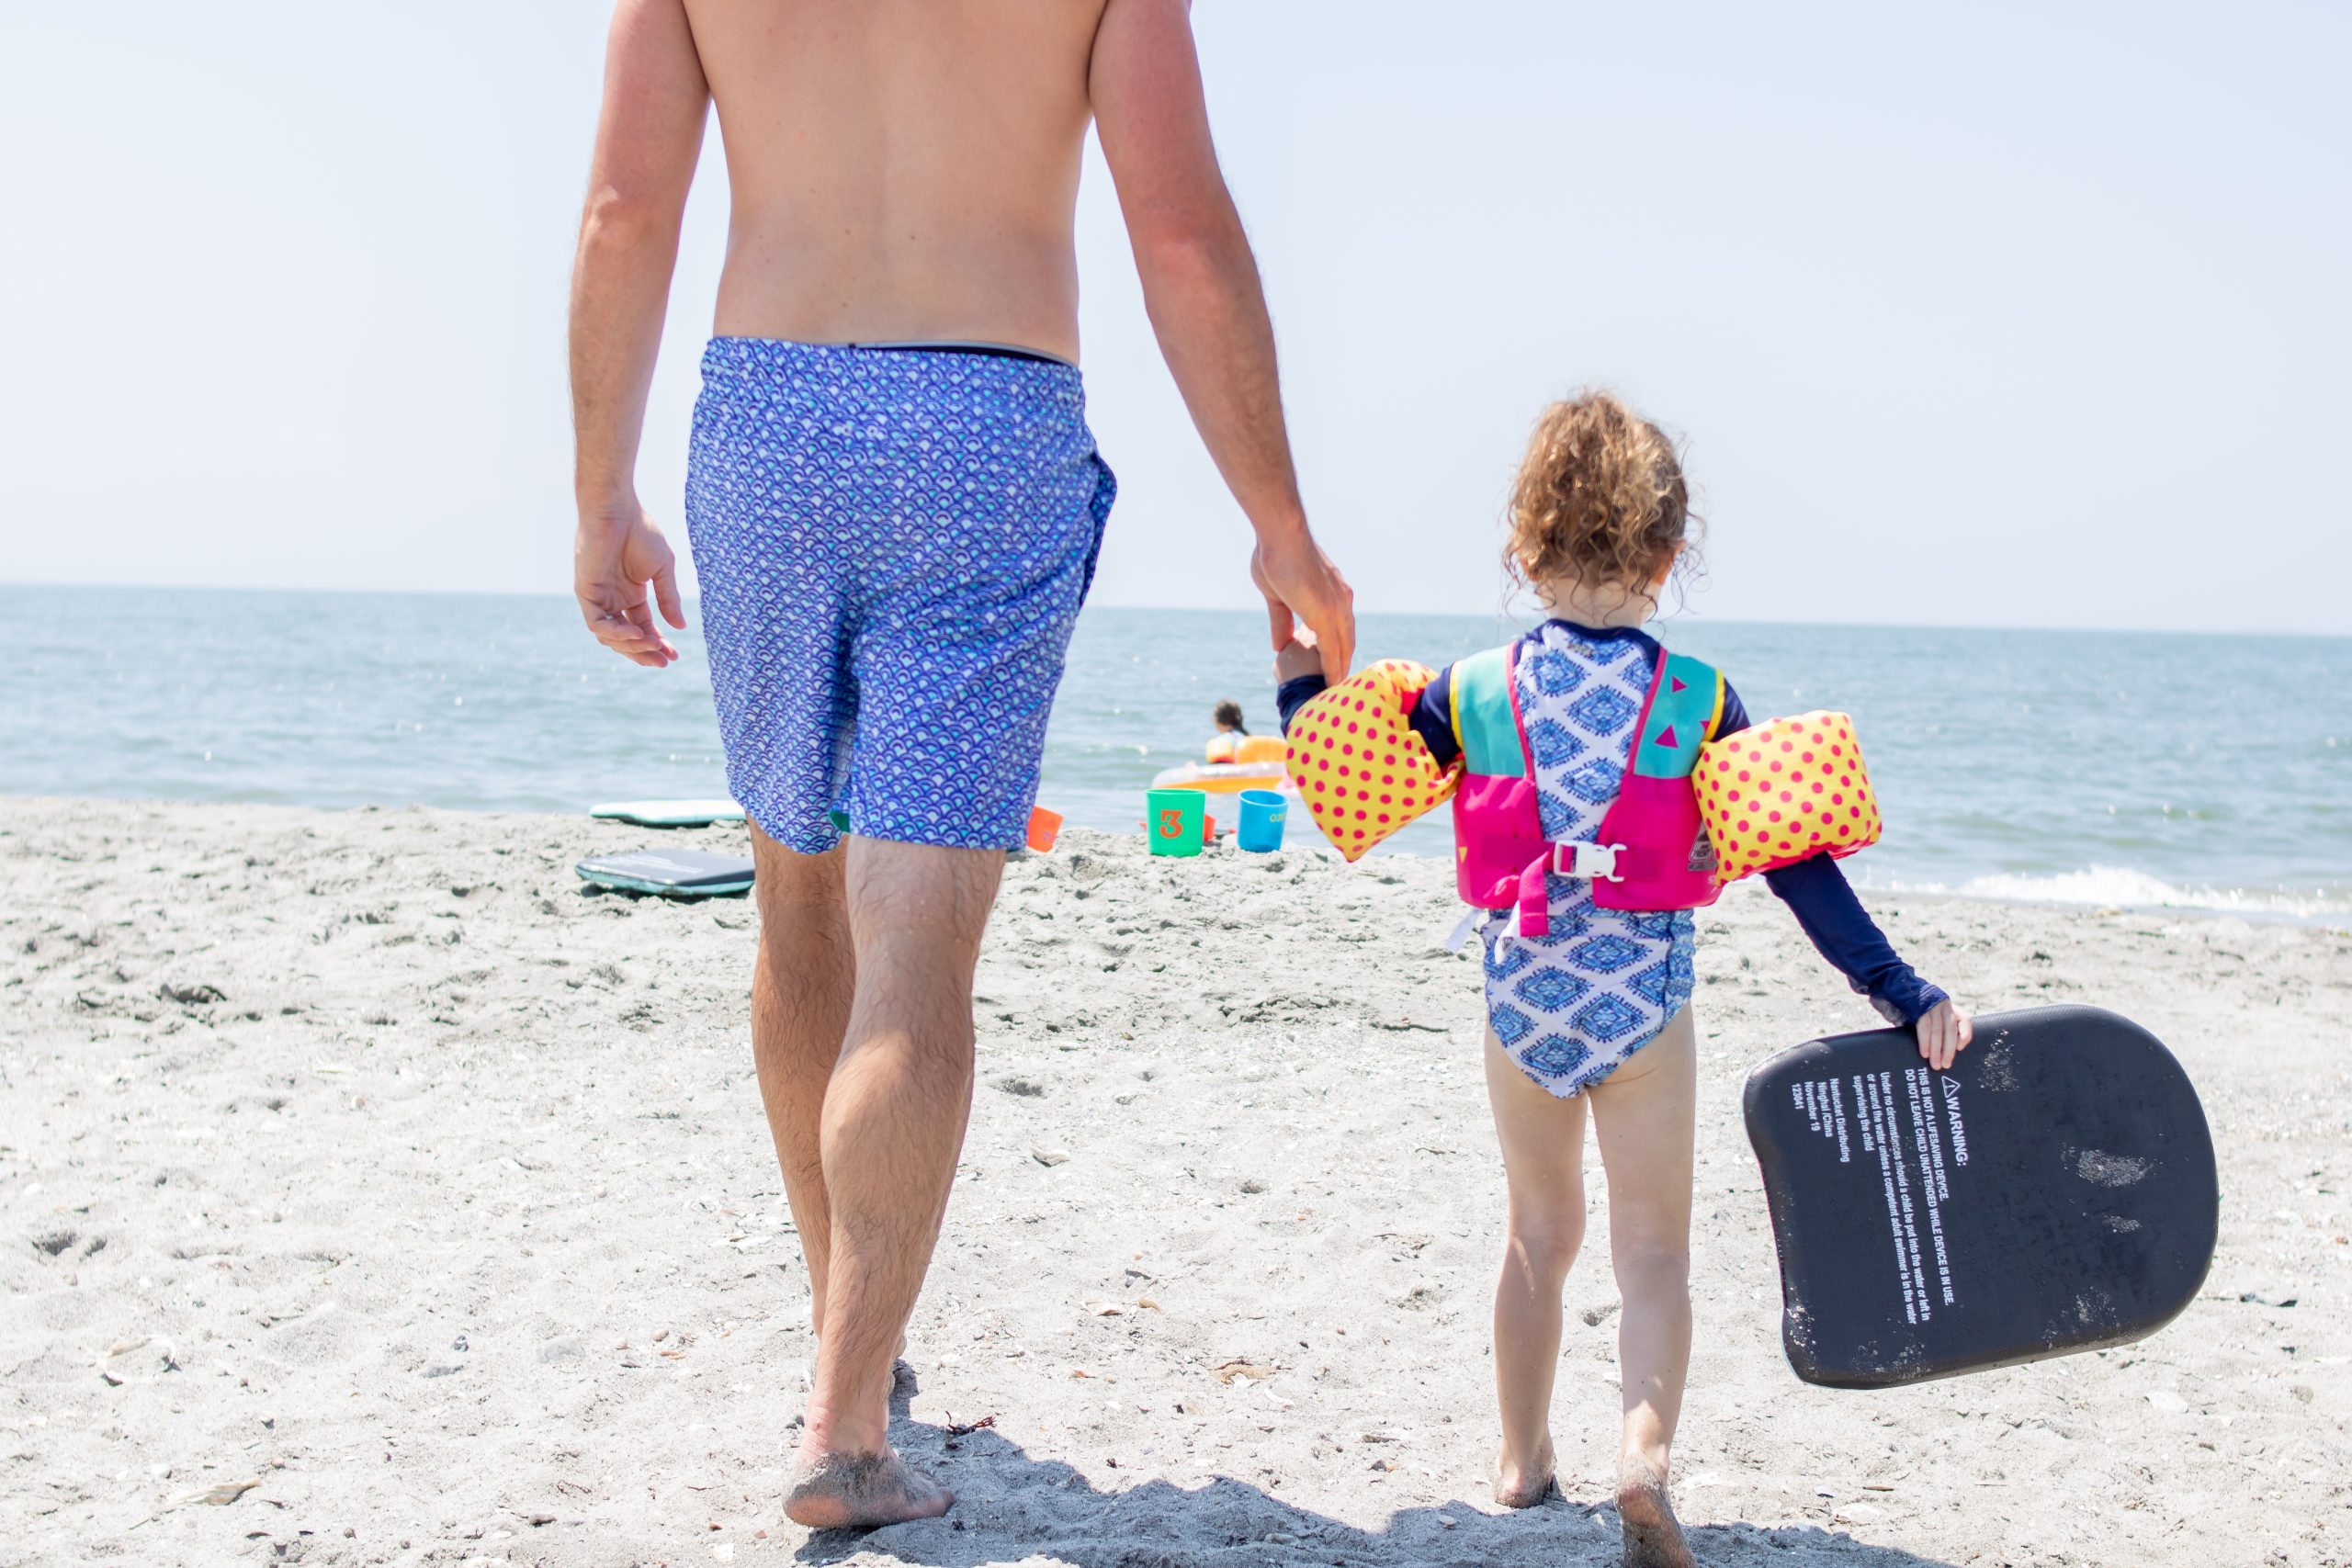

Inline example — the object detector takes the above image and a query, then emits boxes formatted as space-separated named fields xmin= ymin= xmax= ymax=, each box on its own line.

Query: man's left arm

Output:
xmin=1089 ymin=0 xmax=1355 ymax=678
xmin=569 ymin=0 xmax=708 ymax=668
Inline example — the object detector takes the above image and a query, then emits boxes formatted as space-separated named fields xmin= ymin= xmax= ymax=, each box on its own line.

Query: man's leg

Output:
xmin=748 ymin=827 xmax=854 ymax=1335
xmin=785 ymin=836 xmax=1002 ymax=1529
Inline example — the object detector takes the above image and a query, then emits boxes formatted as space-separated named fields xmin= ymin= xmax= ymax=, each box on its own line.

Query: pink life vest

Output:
xmin=1450 ymin=640 xmax=1727 ymax=936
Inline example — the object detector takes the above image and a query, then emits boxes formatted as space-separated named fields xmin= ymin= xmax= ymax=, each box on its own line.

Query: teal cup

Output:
xmin=1236 ymin=788 xmax=1287 ymax=852
xmin=1146 ymin=788 xmax=1204 ymax=857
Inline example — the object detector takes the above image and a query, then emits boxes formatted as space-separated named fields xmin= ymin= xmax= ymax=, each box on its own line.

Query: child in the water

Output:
xmin=1205 ymin=699 xmax=1250 ymax=763
xmin=1275 ymin=391 xmax=1970 ymax=1568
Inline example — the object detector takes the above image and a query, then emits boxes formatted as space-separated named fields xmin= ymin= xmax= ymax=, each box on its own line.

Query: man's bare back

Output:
xmin=685 ymin=0 xmax=1105 ymax=361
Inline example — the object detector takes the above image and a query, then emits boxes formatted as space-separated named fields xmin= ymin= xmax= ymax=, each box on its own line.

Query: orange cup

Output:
xmin=1026 ymin=806 xmax=1063 ymax=852
xmin=1202 ymin=814 xmax=1216 ymax=844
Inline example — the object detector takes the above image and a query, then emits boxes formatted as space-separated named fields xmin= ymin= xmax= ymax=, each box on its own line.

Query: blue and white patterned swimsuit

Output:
xmin=1481 ymin=622 xmax=1699 ymax=1097
xmin=685 ymin=338 xmax=1115 ymax=854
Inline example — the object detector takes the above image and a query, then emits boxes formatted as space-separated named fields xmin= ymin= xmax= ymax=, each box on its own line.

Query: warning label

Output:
xmin=1788 ymin=1066 xmax=1963 ymax=1324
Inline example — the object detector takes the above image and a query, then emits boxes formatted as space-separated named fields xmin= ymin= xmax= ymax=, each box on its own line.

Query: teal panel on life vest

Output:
xmin=1451 ymin=646 xmax=1526 ymax=778
xmin=1629 ymin=653 xmax=1722 ymax=780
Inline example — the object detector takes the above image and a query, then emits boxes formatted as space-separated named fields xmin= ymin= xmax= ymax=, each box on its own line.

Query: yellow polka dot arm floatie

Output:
xmin=1692 ymin=711 xmax=1883 ymax=884
xmin=1283 ymin=660 xmax=1460 ymax=862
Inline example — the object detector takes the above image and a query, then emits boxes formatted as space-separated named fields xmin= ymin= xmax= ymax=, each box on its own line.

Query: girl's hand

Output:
xmin=1915 ymin=998 xmax=1973 ymax=1072
xmin=1274 ymin=626 xmax=1325 ymax=684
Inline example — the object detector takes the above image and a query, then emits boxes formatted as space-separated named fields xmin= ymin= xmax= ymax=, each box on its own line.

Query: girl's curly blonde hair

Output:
xmin=1504 ymin=391 xmax=1700 ymax=604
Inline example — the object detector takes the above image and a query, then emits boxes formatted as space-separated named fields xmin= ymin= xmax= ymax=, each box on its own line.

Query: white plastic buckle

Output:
xmin=1554 ymin=841 xmax=1626 ymax=882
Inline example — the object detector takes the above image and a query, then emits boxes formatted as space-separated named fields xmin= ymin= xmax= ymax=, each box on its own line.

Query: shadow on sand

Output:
xmin=790 ymin=1375 xmax=1962 ymax=1568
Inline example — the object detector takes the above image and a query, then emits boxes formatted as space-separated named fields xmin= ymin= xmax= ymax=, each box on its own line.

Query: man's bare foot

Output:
xmin=1494 ymin=1436 xmax=1558 ymax=1508
xmin=1616 ymin=1457 xmax=1693 ymax=1568
xmin=783 ymin=1448 xmax=952 ymax=1530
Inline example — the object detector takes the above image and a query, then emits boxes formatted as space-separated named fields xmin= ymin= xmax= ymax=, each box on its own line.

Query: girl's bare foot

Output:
xmin=783 ymin=1447 xmax=952 ymax=1529
xmin=1616 ymin=1456 xmax=1692 ymax=1568
xmin=1494 ymin=1435 xmax=1558 ymax=1508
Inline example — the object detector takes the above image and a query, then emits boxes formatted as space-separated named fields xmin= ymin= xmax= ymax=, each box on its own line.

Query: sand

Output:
xmin=4 ymin=798 xmax=2348 ymax=1568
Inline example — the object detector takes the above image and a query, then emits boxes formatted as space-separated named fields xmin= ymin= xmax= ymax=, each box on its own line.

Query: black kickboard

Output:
xmin=1744 ymin=1004 xmax=2215 ymax=1389
xmin=575 ymin=849 xmax=755 ymax=898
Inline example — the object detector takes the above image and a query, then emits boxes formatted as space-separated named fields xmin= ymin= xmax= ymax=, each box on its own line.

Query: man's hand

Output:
xmin=1252 ymin=532 xmax=1354 ymax=681
xmin=575 ymin=505 xmax=686 ymax=668
xmin=1915 ymin=998 xmax=1974 ymax=1072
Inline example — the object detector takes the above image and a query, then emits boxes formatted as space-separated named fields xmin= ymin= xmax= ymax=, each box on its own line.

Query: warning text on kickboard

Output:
xmin=1789 ymin=1068 xmax=1970 ymax=1325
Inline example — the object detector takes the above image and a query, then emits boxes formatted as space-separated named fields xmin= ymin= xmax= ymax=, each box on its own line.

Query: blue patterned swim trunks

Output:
xmin=684 ymin=338 xmax=1115 ymax=854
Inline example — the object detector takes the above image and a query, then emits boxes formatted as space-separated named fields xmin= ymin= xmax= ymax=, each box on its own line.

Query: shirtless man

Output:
xmin=567 ymin=0 xmax=1353 ymax=1529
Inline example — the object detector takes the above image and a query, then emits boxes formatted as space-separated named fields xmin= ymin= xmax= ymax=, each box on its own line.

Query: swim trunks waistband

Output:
xmin=700 ymin=334 xmax=1075 ymax=370
xmin=846 ymin=339 xmax=1076 ymax=368
xmin=698 ymin=337 xmax=1085 ymax=415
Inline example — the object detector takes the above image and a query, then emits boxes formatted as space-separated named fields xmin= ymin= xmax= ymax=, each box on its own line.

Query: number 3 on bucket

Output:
xmin=1146 ymin=787 xmax=1205 ymax=857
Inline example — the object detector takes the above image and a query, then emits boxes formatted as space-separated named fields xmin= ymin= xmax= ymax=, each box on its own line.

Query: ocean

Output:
xmin=6 ymin=586 xmax=2347 ymax=919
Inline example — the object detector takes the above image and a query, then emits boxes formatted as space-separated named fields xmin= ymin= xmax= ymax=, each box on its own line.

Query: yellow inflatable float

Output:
xmin=1150 ymin=733 xmax=1295 ymax=795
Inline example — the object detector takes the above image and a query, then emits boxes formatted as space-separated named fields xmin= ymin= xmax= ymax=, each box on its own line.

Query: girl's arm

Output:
xmin=1761 ymin=855 xmax=1949 ymax=1023
xmin=1275 ymin=651 xmax=1461 ymax=765
xmin=1274 ymin=671 xmax=1324 ymax=733
xmin=1718 ymin=683 xmax=1950 ymax=1026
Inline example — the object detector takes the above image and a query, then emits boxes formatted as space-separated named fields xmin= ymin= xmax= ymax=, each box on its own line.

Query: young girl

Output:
xmin=1205 ymin=699 xmax=1250 ymax=762
xmin=1275 ymin=392 xmax=1970 ymax=1568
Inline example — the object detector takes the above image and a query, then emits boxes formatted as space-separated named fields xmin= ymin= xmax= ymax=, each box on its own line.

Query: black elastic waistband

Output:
xmin=846 ymin=339 xmax=1074 ymax=368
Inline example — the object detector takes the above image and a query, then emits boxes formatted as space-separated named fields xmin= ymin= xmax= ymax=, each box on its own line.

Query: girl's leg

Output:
xmin=1586 ymin=1005 xmax=1699 ymax=1568
xmin=1482 ymin=1029 xmax=1591 ymax=1508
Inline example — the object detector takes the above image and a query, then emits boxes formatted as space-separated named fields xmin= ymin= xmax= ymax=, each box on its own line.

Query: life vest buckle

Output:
xmin=1553 ymin=841 xmax=1627 ymax=883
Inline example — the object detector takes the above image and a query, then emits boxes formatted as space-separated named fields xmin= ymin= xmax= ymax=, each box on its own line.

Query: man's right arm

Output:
xmin=1090 ymin=0 xmax=1355 ymax=677
xmin=569 ymin=0 xmax=708 ymax=668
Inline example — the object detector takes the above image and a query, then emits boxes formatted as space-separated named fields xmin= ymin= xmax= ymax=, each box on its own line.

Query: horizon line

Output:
xmin=4 ymin=577 xmax=2346 ymax=643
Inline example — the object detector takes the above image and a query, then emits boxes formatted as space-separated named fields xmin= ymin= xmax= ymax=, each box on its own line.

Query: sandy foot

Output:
xmin=783 ymin=1448 xmax=954 ymax=1530
xmin=1493 ymin=1436 xmax=1558 ymax=1508
xmin=1617 ymin=1459 xmax=1692 ymax=1568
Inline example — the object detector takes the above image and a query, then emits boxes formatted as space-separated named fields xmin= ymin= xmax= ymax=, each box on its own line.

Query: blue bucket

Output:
xmin=1236 ymin=788 xmax=1288 ymax=852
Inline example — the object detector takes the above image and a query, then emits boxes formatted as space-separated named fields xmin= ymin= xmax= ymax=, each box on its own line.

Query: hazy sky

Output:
xmin=5 ymin=3 xmax=2346 ymax=634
